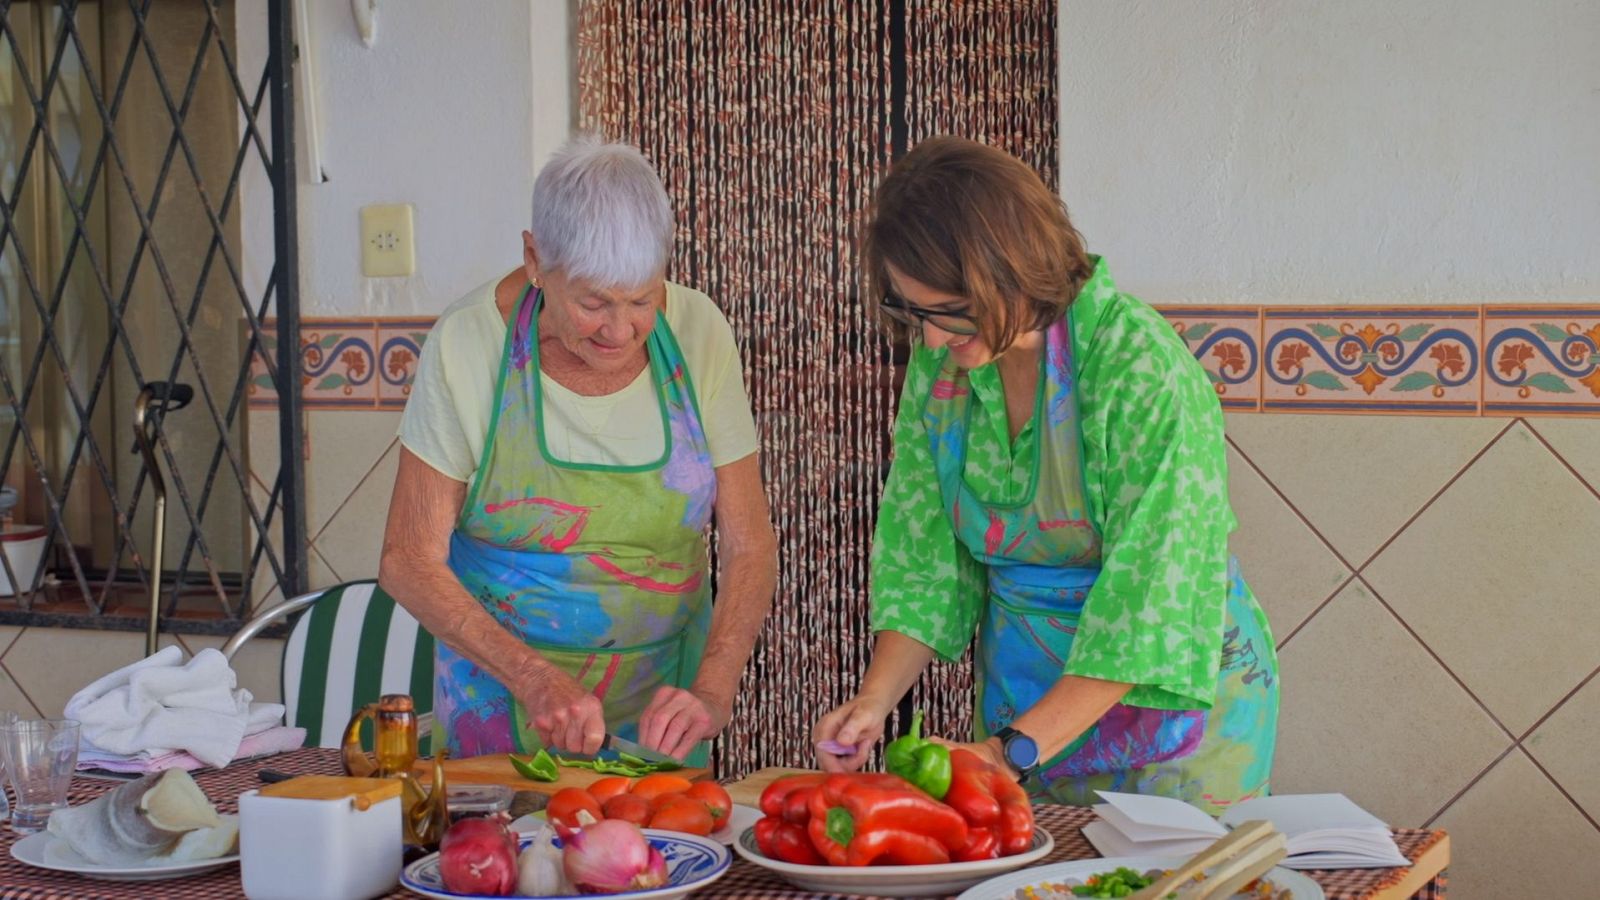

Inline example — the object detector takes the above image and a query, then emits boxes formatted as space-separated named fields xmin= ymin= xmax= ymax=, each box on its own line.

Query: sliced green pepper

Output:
xmin=616 ymin=751 xmax=683 ymax=773
xmin=883 ymin=710 xmax=952 ymax=799
xmin=552 ymin=752 xmax=678 ymax=777
xmin=508 ymin=749 xmax=559 ymax=782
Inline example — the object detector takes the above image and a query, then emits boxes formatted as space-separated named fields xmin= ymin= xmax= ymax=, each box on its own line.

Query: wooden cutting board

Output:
xmin=412 ymin=754 xmax=711 ymax=796
xmin=722 ymin=766 xmax=821 ymax=809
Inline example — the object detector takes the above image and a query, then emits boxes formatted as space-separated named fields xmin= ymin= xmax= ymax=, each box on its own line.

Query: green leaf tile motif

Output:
xmin=1393 ymin=371 xmax=1442 ymax=392
xmin=1524 ymin=372 xmax=1575 ymax=394
xmin=1533 ymin=323 xmax=1570 ymax=343
xmin=1301 ymin=371 xmax=1348 ymax=391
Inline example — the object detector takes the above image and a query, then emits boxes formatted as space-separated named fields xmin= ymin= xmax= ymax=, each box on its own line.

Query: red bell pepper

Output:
xmin=759 ymin=773 xmax=909 ymax=823
xmin=943 ymin=748 xmax=1036 ymax=856
xmin=759 ymin=774 xmax=827 ymax=824
xmin=805 ymin=773 xmax=970 ymax=866
xmin=954 ymin=825 xmax=1000 ymax=862
xmin=754 ymin=815 xmax=826 ymax=865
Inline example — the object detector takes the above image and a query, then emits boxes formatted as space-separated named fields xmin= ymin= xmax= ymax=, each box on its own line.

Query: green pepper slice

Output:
xmin=508 ymin=749 xmax=559 ymax=782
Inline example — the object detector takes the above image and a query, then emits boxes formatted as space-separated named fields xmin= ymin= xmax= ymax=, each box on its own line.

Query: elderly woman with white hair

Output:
xmin=380 ymin=137 xmax=776 ymax=764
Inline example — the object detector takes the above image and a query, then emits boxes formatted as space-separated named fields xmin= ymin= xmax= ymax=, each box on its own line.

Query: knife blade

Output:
xmin=600 ymin=733 xmax=681 ymax=767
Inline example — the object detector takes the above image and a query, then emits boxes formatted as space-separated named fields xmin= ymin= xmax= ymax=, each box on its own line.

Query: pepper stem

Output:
xmin=825 ymin=807 xmax=855 ymax=846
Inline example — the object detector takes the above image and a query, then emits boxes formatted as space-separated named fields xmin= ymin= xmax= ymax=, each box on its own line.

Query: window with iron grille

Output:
xmin=0 ymin=0 xmax=306 ymax=638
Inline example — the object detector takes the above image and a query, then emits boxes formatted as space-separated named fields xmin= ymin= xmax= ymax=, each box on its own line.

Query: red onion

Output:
xmin=561 ymin=819 xmax=668 ymax=894
xmin=438 ymin=816 xmax=519 ymax=896
xmin=816 ymin=739 xmax=858 ymax=756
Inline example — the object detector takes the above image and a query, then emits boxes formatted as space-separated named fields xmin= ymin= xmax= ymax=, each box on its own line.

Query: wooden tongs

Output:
xmin=1130 ymin=819 xmax=1288 ymax=899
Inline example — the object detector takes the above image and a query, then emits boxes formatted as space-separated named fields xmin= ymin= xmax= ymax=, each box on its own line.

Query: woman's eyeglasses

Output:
xmin=879 ymin=292 xmax=980 ymax=336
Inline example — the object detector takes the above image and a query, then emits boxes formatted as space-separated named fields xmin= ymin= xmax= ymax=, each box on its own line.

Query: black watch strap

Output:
xmin=993 ymin=725 xmax=1040 ymax=780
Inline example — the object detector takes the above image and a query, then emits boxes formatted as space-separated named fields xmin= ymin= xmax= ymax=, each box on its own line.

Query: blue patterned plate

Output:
xmin=401 ymin=828 xmax=730 ymax=900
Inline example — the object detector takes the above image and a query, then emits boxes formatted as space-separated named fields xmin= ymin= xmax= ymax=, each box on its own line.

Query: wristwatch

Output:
xmin=992 ymin=725 xmax=1040 ymax=782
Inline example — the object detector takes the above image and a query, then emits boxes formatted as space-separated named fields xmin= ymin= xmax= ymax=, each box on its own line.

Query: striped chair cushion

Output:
xmin=280 ymin=580 xmax=435 ymax=753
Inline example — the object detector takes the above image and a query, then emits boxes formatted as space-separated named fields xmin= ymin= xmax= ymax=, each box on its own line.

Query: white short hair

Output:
xmin=530 ymin=135 xmax=675 ymax=289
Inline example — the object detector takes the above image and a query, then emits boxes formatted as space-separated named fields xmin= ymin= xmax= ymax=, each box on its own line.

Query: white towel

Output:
xmin=76 ymin=726 xmax=307 ymax=774
xmin=64 ymin=646 xmax=287 ymax=769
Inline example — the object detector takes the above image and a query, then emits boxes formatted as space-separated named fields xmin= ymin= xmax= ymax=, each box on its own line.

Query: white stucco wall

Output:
xmin=242 ymin=0 xmax=572 ymax=316
xmin=1059 ymin=0 xmax=1600 ymax=304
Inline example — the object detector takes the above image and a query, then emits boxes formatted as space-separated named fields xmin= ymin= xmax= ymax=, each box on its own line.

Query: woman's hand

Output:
xmin=639 ymin=686 xmax=728 ymax=761
xmin=516 ymin=668 xmax=606 ymax=756
xmin=811 ymin=694 xmax=891 ymax=773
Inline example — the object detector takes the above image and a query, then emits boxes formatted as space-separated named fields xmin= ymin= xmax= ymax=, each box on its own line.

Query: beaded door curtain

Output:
xmin=577 ymin=0 xmax=1058 ymax=776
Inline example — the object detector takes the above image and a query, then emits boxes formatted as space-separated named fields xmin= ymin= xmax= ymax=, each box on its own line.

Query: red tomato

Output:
xmin=685 ymin=781 xmax=732 ymax=823
xmin=546 ymin=787 xmax=602 ymax=830
xmin=647 ymin=790 xmax=687 ymax=813
xmin=601 ymin=792 xmax=651 ymax=826
xmin=630 ymin=773 xmax=694 ymax=802
xmin=648 ymin=796 xmax=715 ymax=836
xmin=588 ymin=776 xmax=633 ymax=804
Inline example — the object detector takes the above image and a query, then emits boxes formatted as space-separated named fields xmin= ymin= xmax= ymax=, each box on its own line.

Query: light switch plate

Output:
xmin=360 ymin=203 xmax=415 ymax=277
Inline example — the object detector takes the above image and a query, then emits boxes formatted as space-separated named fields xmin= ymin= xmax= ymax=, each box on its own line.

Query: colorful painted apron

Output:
xmin=925 ymin=317 xmax=1278 ymax=812
xmin=436 ymin=285 xmax=716 ymax=765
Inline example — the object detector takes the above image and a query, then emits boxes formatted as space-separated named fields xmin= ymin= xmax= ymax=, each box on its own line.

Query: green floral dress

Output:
xmin=871 ymin=258 xmax=1278 ymax=812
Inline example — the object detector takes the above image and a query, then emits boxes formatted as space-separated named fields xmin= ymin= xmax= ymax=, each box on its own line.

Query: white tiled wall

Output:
xmin=1227 ymin=414 xmax=1600 ymax=898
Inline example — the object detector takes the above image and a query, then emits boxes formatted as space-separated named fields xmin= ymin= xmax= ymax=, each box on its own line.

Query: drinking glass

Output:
xmin=0 ymin=710 xmax=14 ymax=822
xmin=0 ymin=718 xmax=80 ymax=833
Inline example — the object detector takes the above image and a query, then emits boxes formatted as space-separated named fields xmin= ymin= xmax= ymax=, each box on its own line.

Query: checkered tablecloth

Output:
xmin=0 ymin=748 xmax=1446 ymax=899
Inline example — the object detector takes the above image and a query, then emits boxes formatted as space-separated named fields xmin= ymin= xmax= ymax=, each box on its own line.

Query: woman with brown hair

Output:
xmin=812 ymin=137 xmax=1278 ymax=811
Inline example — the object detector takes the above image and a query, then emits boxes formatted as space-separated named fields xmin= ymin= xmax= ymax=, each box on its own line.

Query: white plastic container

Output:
xmin=0 ymin=524 xmax=47 ymax=596
xmin=238 ymin=778 xmax=403 ymax=900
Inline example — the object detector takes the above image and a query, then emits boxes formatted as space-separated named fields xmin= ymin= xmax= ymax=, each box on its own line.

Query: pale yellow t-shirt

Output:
xmin=399 ymin=278 xmax=758 ymax=481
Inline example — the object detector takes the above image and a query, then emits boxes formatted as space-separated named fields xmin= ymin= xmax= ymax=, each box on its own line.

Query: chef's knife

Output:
xmin=600 ymin=733 xmax=681 ymax=767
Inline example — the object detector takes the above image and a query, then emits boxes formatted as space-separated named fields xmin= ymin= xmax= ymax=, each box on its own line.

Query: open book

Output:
xmin=1083 ymin=791 xmax=1412 ymax=870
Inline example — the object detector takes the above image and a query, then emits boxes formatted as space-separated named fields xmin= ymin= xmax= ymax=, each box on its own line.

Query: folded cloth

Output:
xmin=64 ymin=646 xmax=288 ymax=769
xmin=76 ymin=726 xmax=307 ymax=774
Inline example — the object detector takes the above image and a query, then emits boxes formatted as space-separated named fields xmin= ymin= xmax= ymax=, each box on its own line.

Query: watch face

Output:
xmin=1005 ymin=733 xmax=1040 ymax=769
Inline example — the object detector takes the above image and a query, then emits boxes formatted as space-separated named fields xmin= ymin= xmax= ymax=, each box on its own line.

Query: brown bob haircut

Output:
xmin=862 ymin=136 xmax=1095 ymax=352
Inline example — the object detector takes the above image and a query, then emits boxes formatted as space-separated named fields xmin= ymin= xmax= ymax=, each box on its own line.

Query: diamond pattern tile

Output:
xmin=306 ymin=410 xmax=403 ymax=537
xmin=1432 ymin=750 xmax=1600 ymax=899
xmin=246 ymin=408 xmax=288 ymax=610
xmin=309 ymin=545 xmax=344 ymax=591
xmin=1525 ymin=673 xmax=1600 ymax=824
xmin=246 ymin=408 xmax=282 ymax=489
xmin=1224 ymin=414 xmax=1507 ymax=564
xmin=4 ymin=629 xmax=184 ymax=718
xmin=1365 ymin=423 xmax=1600 ymax=735
xmin=1272 ymin=581 xmax=1507 ymax=826
xmin=1527 ymin=418 xmax=1600 ymax=496
xmin=0 ymin=626 xmax=22 ymax=660
xmin=0 ymin=626 xmax=30 ymax=717
xmin=1223 ymin=439 xmax=1350 ymax=640
xmin=312 ymin=440 xmax=400 ymax=584
xmin=0 ymin=658 xmax=42 ymax=719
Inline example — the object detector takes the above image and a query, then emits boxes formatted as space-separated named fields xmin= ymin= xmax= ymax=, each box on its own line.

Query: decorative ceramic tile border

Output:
xmin=251 ymin=308 xmax=1600 ymax=417
xmin=1260 ymin=307 xmax=1482 ymax=414
xmin=1482 ymin=306 xmax=1600 ymax=417
xmin=376 ymin=319 xmax=434 ymax=408
xmin=1156 ymin=306 xmax=1262 ymax=412
xmin=248 ymin=318 xmax=429 ymax=410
